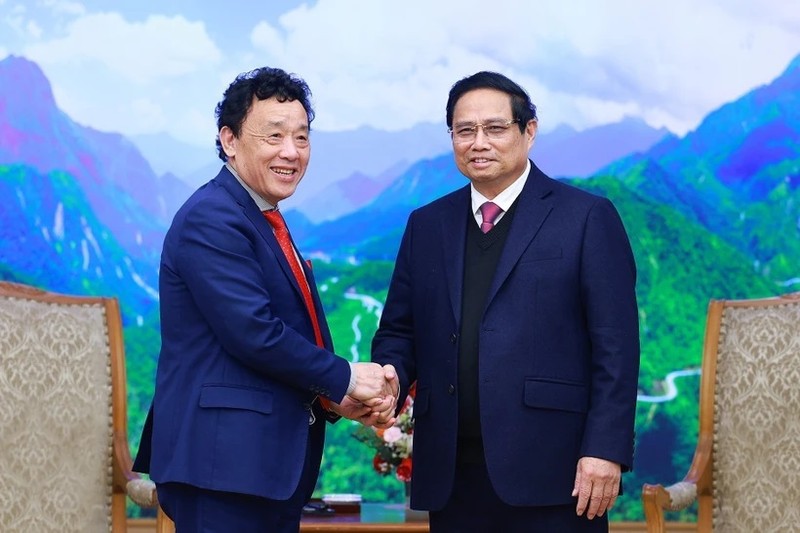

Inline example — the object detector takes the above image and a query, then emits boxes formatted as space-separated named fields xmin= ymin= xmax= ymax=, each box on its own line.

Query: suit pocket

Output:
xmin=519 ymin=246 xmax=562 ymax=263
xmin=198 ymin=384 xmax=274 ymax=414
xmin=523 ymin=378 xmax=588 ymax=413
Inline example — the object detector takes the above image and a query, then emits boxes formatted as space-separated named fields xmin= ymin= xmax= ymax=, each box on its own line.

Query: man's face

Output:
xmin=220 ymin=96 xmax=310 ymax=205
xmin=450 ymin=88 xmax=536 ymax=199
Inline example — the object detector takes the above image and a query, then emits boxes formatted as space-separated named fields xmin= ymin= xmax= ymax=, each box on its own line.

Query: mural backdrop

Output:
xmin=2 ymin=0 xmax=799 ymax=522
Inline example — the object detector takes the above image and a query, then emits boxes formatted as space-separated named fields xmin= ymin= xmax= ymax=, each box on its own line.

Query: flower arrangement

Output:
xmin=353 ymin=383 xmax=415 ymax=482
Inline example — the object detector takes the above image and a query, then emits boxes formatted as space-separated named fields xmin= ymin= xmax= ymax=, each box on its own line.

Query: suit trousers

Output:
xmin=429 ymin=459 xmax=609 ymax=533
xmin=156 ymin=425 xmax=321 ymax=533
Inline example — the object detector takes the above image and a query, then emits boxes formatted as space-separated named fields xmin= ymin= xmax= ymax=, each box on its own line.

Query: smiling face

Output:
xmin=219 ymin=96 xmax=310 ymax=205
xmin=451 ymin=88 xmax=537 ymax=199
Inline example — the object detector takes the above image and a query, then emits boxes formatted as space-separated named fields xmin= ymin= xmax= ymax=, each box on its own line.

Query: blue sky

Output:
xmin=2 ymin=0 xmax=799 ymax=147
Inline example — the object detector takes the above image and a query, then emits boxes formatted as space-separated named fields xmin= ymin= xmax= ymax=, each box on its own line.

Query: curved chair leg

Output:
xmin=642 ymin=483 xmax=669 ymax=533
xmin=156 ymin=507 xmax=176 ymax=533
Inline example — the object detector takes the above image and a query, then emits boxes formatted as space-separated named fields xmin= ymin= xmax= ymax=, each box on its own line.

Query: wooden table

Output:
xmin=300 ymin=503 xmax=429 ymax=532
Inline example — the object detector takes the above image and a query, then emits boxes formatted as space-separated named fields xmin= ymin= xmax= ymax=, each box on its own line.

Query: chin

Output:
xmin=269 ymin=184 xmax=299 ymax=201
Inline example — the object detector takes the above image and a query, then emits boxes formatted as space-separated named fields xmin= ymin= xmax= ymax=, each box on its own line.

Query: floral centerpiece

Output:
xmin=353 ymin=383 xmax=415 ymax=482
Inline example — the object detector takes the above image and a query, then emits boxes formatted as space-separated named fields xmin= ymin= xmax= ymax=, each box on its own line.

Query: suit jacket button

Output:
xmin=448 ymin=384 xmax=455 ymax=394
xmin=449 ymin=333 xmax=457 ymax=344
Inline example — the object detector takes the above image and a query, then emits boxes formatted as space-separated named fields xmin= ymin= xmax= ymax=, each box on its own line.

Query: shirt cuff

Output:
xmin=346 ymin=361 xmax=356 ymax=396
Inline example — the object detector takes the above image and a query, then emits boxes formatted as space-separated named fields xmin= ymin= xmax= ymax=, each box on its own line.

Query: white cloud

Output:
xmin=250 ymin=21 xmax=286 ymax=60
xmin=4 ymin=0 xmax=799 ymax=145
xmin=246 ymin=0 xmax=800 ymax=134
xmin=41 ymin=0 xmax=85 ymax=16
xmin=3 ymin=3 xmax=29 ymax=37
xmin=7 ymin=8 xmax=226 ymax=145
xmin=24 ymin=18 xmax=42 ymax=38
xmin=129 ymin=97 xmax=166 ymax=131
xmin=23 ymin=12 xmax=222 ymax=84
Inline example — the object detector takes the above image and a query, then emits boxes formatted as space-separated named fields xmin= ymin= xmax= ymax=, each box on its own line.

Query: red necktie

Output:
xmin=262 ymin=210 xmax=324 ymax=348
xmin=480 ymin=201 xmax=503 ymax=233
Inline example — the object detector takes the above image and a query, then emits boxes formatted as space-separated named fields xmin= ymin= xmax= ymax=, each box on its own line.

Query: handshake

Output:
xmin=330 ymin=362 xmax=400 ymax=429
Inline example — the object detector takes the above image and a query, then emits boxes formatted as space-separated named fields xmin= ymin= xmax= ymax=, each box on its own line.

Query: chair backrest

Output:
xmin=0 ymin=282 xmax=130 ymax=532
xmin=704 ymin=293 xmax=800 ymax=531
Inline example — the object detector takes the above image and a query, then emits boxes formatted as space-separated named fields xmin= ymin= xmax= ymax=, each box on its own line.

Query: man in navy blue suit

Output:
xmin=135 ymin=67 xmax=397 ymax=532
xmin=372 ymin=71 xmax=640 ymax=532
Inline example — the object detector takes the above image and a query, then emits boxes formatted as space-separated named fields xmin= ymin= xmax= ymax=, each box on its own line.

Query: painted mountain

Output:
xmin=1 ymin=51 xmax=798 ymax=520
xmin=534 ymin=117 xmax=671 ymax=178
xmin=0 ymin=55 xmax=190 ymax=435
xmin=295 ymin=54 xmax=800 ymax=284
xmin=130 ymin=122 xmax=454 ymax=223
xmin=131 ymin=110 xmax=668 ymax=225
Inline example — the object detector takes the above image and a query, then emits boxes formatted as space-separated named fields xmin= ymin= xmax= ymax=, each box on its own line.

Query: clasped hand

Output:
xmin=330 ymin=362 xmax=399 ymax=428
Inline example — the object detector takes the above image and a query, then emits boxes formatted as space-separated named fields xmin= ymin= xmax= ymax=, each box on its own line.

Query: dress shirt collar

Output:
xmin=226 ymin=162 xmax=276 ymax=211
xmin=470 ymin=159 xmax=531 ymax=224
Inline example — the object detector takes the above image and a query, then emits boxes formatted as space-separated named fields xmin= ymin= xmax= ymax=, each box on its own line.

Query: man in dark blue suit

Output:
xmin=372 ymin=71 xmax=640 ymax=532
xmin=135 ymin=67 xmax=397 ymax=532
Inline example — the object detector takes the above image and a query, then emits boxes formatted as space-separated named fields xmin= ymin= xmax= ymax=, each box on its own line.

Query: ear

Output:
xmin=219 ymin=126 xmax=237 ymax=159
xmin=526 ymin=119 xmax=538 ymax=148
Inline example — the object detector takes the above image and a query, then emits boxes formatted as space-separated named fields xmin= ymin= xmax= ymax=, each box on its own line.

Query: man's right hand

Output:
xmin=371 ymin=364 xmax=399 ymax=428
xmin=350 ymin=363 xmax=398 ymax=412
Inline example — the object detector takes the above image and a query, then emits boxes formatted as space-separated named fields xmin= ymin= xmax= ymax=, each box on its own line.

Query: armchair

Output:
xmin=0 ymin=281 xmax=168 ymax=532
xmin=642 ymin=292 xmax=800 ymax=532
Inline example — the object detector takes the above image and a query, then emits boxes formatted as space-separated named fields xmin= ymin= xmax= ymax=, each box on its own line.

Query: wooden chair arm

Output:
xmin=642 ymin=430 xmax=712 ymax=532
xmin=112 ymin=430 xmax=176 ymax=531
xmin=157 ymin=507 xmax=177 ymax=533
xmin=642 ymin=481 xmax=698 ymax=533
xmin=111 ymin=430 xmax=158 ymax=508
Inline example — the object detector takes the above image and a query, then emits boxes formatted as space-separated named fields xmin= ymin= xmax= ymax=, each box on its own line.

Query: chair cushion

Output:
xmin=712 ymin=300 xmax=800 ymax=531
xmin=0 ymin=295 xmax=114 ymax=531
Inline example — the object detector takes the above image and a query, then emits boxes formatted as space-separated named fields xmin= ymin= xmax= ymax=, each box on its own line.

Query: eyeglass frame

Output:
xmin=448 ymin=118 xmax=520 ymax=142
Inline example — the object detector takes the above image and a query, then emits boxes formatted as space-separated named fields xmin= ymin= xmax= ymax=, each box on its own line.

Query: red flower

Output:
xmin=354 ymin=381 xmax=417 ymax=483
xmin=396 ymin=457 xmax=412 ymax=482
xmin=373 ymin=453 xmax=391 ymax=474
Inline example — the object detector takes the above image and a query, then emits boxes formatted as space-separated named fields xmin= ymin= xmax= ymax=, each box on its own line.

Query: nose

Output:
xmin=472 ymin=127 xmax=491 ymax=148
xmin=279 ymin=138 xmax=300 ymax=159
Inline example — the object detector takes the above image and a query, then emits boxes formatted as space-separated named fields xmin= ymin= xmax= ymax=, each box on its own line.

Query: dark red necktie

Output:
xmin=480 ymin=201 xmax=503 ymax=233
xmin=262 ymin=210 xmax=324 ymax=348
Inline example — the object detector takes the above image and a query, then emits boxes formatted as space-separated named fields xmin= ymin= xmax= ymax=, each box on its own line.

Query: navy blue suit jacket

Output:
xmin=372 ymin=162 xmax=640 ymax=510
xmin=135 ymin=166 xmax=350 ymax=500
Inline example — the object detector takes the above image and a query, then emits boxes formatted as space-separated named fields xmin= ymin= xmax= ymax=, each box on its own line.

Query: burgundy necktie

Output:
xmin=479 ymin=201 xmax=503 ymax=233
xmin=262 ymin=210 xmax=324 ymax=348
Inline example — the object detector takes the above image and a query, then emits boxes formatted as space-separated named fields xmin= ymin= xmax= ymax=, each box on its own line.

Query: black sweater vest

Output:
xmin=456 ymin=200 xmax=517 ymax=463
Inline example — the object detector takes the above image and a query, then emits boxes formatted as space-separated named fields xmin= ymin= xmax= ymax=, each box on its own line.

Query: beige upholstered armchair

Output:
xmin=0 ymin=281 xmax=171 ymax=532
xmin=642 ymin=292 xmax=800 ymax=532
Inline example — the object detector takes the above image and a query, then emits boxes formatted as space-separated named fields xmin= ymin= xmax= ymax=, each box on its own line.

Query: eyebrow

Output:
xmin=245 ymin=121 xmax=309 ymax=134
xmin=452 ymin=117 xmax=509 ymax=127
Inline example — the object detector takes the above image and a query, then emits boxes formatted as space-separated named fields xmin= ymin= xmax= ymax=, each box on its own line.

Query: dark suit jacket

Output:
xmin=372 ymin=161 xmax=640 ymax=510
xmin=135 ymin=166 xmax=350 ymax=500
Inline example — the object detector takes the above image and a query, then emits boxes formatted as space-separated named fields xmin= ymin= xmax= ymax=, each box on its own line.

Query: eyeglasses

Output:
xmin=449 ymin=119 xmax=519 ymax=143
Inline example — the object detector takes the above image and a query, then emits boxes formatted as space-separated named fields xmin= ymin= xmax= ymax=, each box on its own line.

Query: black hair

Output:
xmin=214 ymin=67 xmax=314 ymax=161
xmin=445 ymin=71 xmax=537 ymax=133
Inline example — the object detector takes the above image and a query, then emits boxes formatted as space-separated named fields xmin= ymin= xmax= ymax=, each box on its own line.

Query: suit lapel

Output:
xmin=215 ymin=167 xmax=306 ymax=301
xmin=217 ymin=167 xmax=335 ymax=348
xmin=440 ymin=186 xmax=471 ymax=323
xmin=485 ymin=164 xmax=554 ymax=307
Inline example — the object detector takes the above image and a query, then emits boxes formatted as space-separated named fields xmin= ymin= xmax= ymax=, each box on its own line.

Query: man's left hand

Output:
xmin=572 ymin=457 xmax=621 ymax=519
xmin=330 ymin=396 xmax=380 ymax=425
